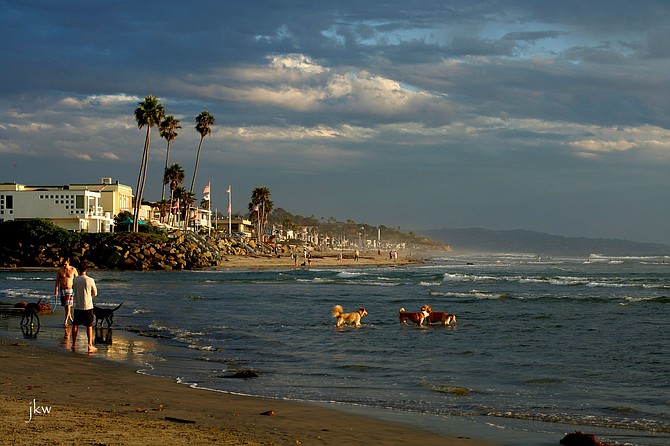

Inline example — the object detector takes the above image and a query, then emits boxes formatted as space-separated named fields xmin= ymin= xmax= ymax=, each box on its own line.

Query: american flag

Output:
xmin=202 ymin=182 xmax=211 ymax=195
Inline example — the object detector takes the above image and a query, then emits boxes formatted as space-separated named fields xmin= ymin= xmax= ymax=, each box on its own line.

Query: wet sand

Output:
xmin=0 ymin=337 xmax=497 ymax=445
xmin=216 ymin=251 xmax=423 ymax=269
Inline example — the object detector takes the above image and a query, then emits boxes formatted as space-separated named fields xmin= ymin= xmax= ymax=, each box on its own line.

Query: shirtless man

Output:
xmin=55 ymin=258 xmax=78 ymax=326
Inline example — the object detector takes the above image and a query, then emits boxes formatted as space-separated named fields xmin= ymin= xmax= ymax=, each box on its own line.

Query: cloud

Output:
xmin=59 ymin=94 xmax=139 ymax=109
xmin=1 ymin=1 xmax=670 ymax=244
xmin=101 ymin=151 xmax=120 ymax=160
xmin=64 ymin=149 xmax=93 ymax=161
xmin=569 ymin=124 xmax=670 ymax=158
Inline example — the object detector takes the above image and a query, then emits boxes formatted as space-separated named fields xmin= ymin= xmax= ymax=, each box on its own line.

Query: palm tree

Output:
xmin=248 ymin=187 xmax=273 ymax=242
xmin=156 ymin=199 xmax=171 ymax=223
xmin=133 ymin=95 xmax=165 ymax=232
xmin=164 ymin=163 xmax=185 ymax=225
xmin=159 ymin=115 xmax=181 ymax=201
xmin=180 ymin=190 xmax=196 ymax=230
xmin=171 ymin=186 xmax=186 ymax=227
xmin=189 ymin=110 xmax=215 ymax=193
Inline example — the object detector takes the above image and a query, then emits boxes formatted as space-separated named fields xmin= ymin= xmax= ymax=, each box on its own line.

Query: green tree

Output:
xmin=179 ymin=190 xmax=197 ymax=230
xmin=164 ymin=163 xmax=185 ymax=219
xmin=159 ymin=115 xmax=181 ymax=201
xmin=248 ymin=187 xmax=273 ymax=241
xmin=156 ymin=199 xmax=171 ymax=222
xmin=133 ymin=95 xmax=165 ymax=232
xmin=189 ymin=110 xmax=215 ymax=193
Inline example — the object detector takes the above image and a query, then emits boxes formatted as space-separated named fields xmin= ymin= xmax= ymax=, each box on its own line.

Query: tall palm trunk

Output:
xmin=190 ymin=136 xmax=204 ymax=194
xmin=133 ymin=128 xmax=151 ymax=232
xmin=161 ymin=140 xmax=171 ymax=202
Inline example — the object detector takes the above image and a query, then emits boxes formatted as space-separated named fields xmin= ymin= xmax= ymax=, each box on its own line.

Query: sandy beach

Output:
xmin=0 ymin=337 xmax=496 ymax=445
xmin=215 ymin=250 xmax=425 ymax=270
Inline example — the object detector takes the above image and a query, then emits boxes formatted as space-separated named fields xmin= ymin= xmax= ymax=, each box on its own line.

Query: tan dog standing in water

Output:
xmin=332 ymin=305 xmax=368 ymax=327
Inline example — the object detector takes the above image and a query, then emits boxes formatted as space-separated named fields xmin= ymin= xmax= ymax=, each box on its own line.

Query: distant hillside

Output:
xmin=419 ymin=228 xmax=670 ymax=256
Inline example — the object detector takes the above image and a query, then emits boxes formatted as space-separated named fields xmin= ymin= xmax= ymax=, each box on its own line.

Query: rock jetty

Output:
xmin=0 ymin=229 xmax=289 ymax=271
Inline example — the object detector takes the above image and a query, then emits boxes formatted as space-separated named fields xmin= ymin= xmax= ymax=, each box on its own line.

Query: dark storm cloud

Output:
xmin=0 ymin=0 xmax=669 ymax=244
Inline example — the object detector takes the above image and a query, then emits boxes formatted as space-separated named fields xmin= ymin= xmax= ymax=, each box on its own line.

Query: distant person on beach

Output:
xmin=71 ymin=263 xmax=98 ymax=353
xmin=55 ymin=258 xmax=78 ymax=326
xmin=355 ymin=249 xmax=360 ymax=261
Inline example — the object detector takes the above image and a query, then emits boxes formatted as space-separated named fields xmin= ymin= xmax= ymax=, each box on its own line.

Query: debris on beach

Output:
xmin=260 ymin=410 xmax=275 ymax=416
xmin=223 ymin=369 xmax=259 ymax=379
xmin=165 ymin=416 xmax=196 ymax=424
xmin=560 ymin=431 xmax=613 ymax=446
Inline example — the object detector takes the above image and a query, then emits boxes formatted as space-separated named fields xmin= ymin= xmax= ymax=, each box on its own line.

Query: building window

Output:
xmin=5 ymin=195 xmax=12 ymax=210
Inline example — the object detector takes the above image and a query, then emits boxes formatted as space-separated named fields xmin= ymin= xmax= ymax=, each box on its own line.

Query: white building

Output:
xmin=0 ymin=178 xmax=129 ymax=233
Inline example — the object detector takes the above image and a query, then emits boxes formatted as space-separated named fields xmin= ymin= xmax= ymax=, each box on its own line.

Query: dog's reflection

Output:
xmin=95 ymin=327 xmax=114 ymax=345
xmin=21 ymin=323 xmax=40 ymax=339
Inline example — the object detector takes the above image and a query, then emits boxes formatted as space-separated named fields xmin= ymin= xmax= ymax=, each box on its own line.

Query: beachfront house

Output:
xmin=228 ymin=218 xmax=253 ymax=237
xmin=0 ymin=178 xmax=131 ymax=233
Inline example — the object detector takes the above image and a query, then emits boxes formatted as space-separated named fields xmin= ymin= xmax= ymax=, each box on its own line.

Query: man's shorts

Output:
xmin=73 ymin=309 xmax=94 ymax=327
xmin=59 ymin=288 xmax=74 ymax=306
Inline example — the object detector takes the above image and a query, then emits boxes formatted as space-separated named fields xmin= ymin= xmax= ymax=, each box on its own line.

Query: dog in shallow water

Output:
xmin=93 ymin=303 xmax=123 ymax=327
xmin=20 ymin=299 xmax=42 ymax=327
xmin=421 ymin=305 xmax=457 ymax=326
xmin=398 ymin=308 xmax=429 ymax=325
xmin=332 ymin=305 xmax=368 ymax=327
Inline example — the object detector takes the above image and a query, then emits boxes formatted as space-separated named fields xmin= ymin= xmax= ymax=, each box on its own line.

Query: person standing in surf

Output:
xmin=71 ymin=263 xmax=97 ymax=353
xmin=55 ymin=258 xmax=78 ymax=326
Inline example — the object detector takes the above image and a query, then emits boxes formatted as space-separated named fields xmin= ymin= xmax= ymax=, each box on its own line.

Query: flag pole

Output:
xmin=227 ymin=185 xmax=232 ymax=236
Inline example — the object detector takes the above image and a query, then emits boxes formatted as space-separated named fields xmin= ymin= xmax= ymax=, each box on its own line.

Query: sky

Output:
xmin=1 ymin=1 xmax=669 ymax=245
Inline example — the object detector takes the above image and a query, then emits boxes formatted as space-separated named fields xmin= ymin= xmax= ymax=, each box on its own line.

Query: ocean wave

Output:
xmin=623 ymin=295 xmax=670 ymax=304
xmin=426 ymin=384 xmax=472 ymax=396
xmin=1 ymin=288 xmax=49 ymax=300
xmin=2 ymin=276 xmax=50 ymax=281
xmin=132 ymin=308 xmax=151 ymax=314
xmin=419 ymin=281 xmax=442 ymax=287
xmin=185 ymin=295 xmax=217 ymax=301
xmin=428 ymin=290 xmax=504 ymax=299
xmin=485 ymin=409 xmax=670 ymax=433
xmin=336 ymin=271 xmax=365 ymax=278
xmin=149 ymin=322 xmax=204 ymax=342
xmin=188 ymin=344 xmax=220 ymax=352
xmin=440 ymin=271 xmax=664 ymax=290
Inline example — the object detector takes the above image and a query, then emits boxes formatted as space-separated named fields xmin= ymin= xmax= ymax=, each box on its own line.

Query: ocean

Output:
xmin=1 ymin=252 xmax=669 ymax=446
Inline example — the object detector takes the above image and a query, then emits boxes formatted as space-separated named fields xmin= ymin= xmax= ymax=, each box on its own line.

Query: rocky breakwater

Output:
xmin=0 ymin=225 xmax=278 ymax=271
xmin=103 ymin=231 xmax=231 ymax=270
xmin=110 ymin=232 xmax=281 ymax=270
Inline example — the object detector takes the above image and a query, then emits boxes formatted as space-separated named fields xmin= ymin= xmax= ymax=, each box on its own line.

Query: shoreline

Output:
xmin=0 ymin=250 xmax=427 ymax=273
xmin=0 ymin=335 xmax=498 ymax=445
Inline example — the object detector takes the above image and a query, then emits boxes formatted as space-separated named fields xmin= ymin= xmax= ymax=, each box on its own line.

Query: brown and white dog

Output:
xmin=421 ymin=305 xmax=457 ymax=326
xmin=332 ymin=305 xmax=368 ymax=327
xmin=398 ymin=308 xmax=429 ymax=326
